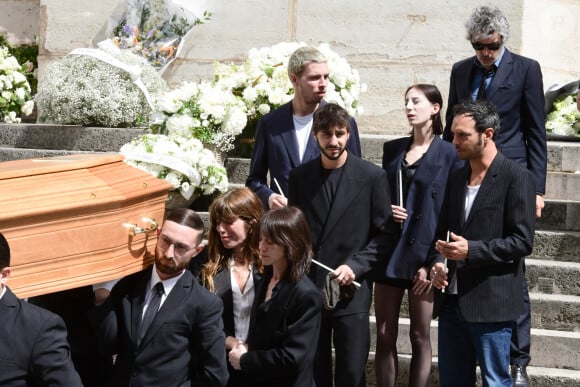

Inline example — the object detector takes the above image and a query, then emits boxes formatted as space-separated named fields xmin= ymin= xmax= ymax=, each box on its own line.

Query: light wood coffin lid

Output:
xmin=0 ymin=153 xmax=173 ymax=298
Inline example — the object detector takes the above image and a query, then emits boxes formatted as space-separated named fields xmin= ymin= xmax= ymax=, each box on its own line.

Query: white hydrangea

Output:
xmin=0 ymin=46 xmax=34 ymax=123
xmin=546 ymin=94 xmax=580 ymax=137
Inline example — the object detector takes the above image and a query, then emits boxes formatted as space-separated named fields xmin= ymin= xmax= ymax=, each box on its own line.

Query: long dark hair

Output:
xmin=405 ymin=84 xmax=444 ymax=135
xmin=202 ymin=188 xmax=264 ymax=292
xmin=257 ymin=206 xmax=312 ymax=283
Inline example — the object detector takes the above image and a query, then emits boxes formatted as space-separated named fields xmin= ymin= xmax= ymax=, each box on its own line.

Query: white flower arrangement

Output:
xmin=120 ymin=133 xmax=228 ymax=199
xmin=151 ymin=41 xmax=366 ymax=152
xmin=36 ymin=42 xmax=167 ymax=127
xmin=0 ymin=45 xmax=34 ymax=123
xmin=545 ymin=93 xmax=580 ymax=137
xmin=151 ymin=80 xmax=248 ymax=152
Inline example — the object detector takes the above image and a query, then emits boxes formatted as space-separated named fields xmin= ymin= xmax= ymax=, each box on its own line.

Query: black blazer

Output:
xmin=288 ymin=154 xmax=398 ymax=315
xmin=90 ymin=267 xmax=228 ymax=387
xmin=0 ymin=287 xmax=82 ymax=387
xmin=246 ymin=100 xmax=362 ymax=208
xmin=444 ymin=48 xmax=547 ymax=195
xmin=240 ymin=271 xmax=322 ymax=387
xmin=377 ymin=136 xmax=462 ymax=281
xmin=430 ymin=153 xmax=536 ymax=322
xmin=212 ymin=266 xmax=263 ymax=339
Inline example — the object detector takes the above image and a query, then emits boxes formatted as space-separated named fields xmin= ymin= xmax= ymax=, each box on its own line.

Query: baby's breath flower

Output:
xmin=36 ymin=46 xmax=166 ymax=127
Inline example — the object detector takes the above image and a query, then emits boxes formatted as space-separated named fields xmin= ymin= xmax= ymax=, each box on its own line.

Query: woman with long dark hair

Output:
xmin=228 ymin=206 xmax=322 ymax=387
xmin=200 ymin=187 xmax=264 ymax=386
xmin=374 ymin=84 xmax=462 ymax=386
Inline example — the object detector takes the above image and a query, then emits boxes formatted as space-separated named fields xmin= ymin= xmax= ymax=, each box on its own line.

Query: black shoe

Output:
xmin=511 ymin=365 xmax=530 ymax=387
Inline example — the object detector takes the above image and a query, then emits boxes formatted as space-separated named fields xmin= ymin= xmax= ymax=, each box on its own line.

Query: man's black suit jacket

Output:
xmin=444 ymin=48 xmax=547 ymax=195
xmin=0 ymin=286 xmax=82 ymax=387
xmin=430 ymin=153 xmax=536 ymax=322
xmin=90 ymin=267 xmax=228 ymax=387
xmin=288 ymin=154 xmax=397 ymax=316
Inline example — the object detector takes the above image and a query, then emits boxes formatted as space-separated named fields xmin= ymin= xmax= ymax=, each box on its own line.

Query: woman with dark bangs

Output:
xmin=200 ymin=187 xmax=264 ymax=386
xmin=228 ymin=206 xmax=322 ymax=387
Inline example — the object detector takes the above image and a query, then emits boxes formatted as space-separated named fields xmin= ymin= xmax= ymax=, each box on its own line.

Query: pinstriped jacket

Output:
xmin=430 ymin=152 xmax=536 ymax=322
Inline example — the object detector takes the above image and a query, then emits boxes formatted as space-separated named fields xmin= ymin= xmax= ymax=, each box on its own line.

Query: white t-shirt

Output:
xmin=464 ymin=184 xmax=481 ymax=221
xmin=293 ymin=113 xmax=314 ymax=162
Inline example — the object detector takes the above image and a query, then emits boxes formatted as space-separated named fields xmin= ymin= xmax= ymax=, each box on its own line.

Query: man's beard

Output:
xmin=318 ymin=143 xmax=346 ymax=161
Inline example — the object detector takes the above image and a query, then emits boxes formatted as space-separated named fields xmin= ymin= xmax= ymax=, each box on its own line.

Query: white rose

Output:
xmin=21 ymin=100 xmax=34 ymax=116
xmin=257 ymin=104 xmax=271 ymax=115
xmin=11 ymin=72 xmax=27 ymax=85
xmin=15 ymin=87 xmax=26 ymax=101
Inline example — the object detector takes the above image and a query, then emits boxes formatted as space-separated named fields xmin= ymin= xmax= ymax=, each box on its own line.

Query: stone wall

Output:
xmin=1 ymin=0 xmax=579 ymax=134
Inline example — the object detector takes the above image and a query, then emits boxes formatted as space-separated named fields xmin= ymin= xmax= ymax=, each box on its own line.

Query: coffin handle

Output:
xmin=124 ymin=218 xmax=158 ymax=236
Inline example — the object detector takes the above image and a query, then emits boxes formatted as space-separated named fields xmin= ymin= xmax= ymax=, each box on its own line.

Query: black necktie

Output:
xmin=139 ymin=282 xmax=163 ymax=343
xmin=476 ymin=66 xmax=496 ymax=100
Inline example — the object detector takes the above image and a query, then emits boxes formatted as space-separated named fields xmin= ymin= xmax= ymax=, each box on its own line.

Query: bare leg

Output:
xmin=374 ymin=283 xmax=405 ymax=387
xmin=408 ymin=287 xmax=434 ymax=387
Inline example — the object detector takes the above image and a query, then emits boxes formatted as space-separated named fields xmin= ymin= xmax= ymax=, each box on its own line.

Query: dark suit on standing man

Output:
xmin=0 ymin=286 xmax=83 ymax=387
xmin=444 ymin=47 xmax=546 ymax=367
xmin=246 ymin=100 xmax=361 ymax=208
xmin=90 ymin=266 xmax=228 ymax=387
xmin=289 ymin=154 xmax=396 ymax=387
xmin=431 ymin=152 xmax=536 ymax=385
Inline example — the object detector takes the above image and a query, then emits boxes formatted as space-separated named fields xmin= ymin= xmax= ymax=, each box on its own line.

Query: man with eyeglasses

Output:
xmin=443 ymin=6 xmax=546 ymax=387
xmin=90 ymin=208 xmax=228 ymax=387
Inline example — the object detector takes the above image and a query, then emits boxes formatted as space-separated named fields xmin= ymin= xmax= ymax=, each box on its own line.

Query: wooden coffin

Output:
xmin=0 ymin=154 xmax=172 ymax=298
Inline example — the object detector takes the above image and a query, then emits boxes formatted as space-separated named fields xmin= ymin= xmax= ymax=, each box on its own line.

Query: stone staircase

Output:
xmin=1 ymin=124 xmax=579 ymax=386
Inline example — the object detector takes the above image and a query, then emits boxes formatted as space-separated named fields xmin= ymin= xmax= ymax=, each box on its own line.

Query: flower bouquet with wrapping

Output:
xmin=36 ymin=40 xmax=166 ymax=127
xmin=544 ymin=80 xmax=580 ymax=140
xmin=120 ymin=133 xmax=228 ymax=200
xmin=96 ymin=0 xmax=210 ymax=72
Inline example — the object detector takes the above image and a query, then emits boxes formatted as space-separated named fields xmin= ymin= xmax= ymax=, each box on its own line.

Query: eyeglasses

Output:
xmin=158 ymin=235 xmax=197 ymax=256
xmin=471 ymin=41 xmax=503 ymax=51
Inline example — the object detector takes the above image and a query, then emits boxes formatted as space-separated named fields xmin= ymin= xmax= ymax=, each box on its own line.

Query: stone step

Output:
xmin=0 ymin=124 xmax=145 ymax=152
xmin=526 ymin=258 xmax=580 ymax=296
xmin=531 ymin=292 xmax=580 ymax=331
xmin=537 ymin=199 xmax=580 ymax=231
xmin=364 ymin=352 xmax=580 ymax=387
xmin=546 ymin=171 xmax=580 ymax=201
xmin=372 ymin=290 xmax=580 ymax=332
xmin=369 ymin=317 xmax=580 ymax=370
xmin=532 ymin=230 xmax=580 ymax=262
xmin=0 ymin=146 xmax=88 ymax=162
